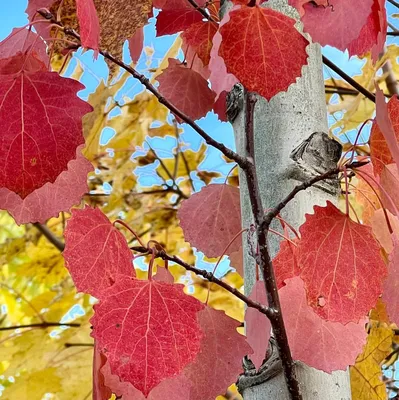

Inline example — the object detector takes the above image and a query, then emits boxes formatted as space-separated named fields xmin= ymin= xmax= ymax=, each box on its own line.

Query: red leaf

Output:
xmin=181 ymin=21 xmax=218 ymax=66
xmin=297 ymin=201 xmax=386 ymax=323
xmin=0 ymin=145 xmax=92 ymax=225
xmin=157 ymin=59 xmax=216 ymax=121
xmin=0 ymin=52 xmax=47 ymax=75
xmin=0 ymin=68 xmax=92 ymax=198
xmin=280 ymin=277 xmax=367 ymax=372
xmin=182 ymin=39 xmax=210 ymax=81
xmin=155 ymin=0 xmax=207 ymax=36
xmin=76 ymin=0 xmax=100 ymax=56
xmin=245 ymin=281 xmax=271 ymax=369
xmin=382 ymin=236 xmax=399 ymax=324
xmin=128 ymin=26 xmax=144 ymax=63
xmin=178 ymin=184 xmax=242 ymax=258
xmin=219 ymin=5 xmax=309 ymax=100
xmin=213 ymin=91 xmax=228 ymax=122
xmin=91 ymin=275 xmax=204 ymax=396
xmin=209 ymin=11 xmax=238 ymax=97
xmin=63 ymin=206 xmax=134 ymax=298
xmin=301 ymin=0 xmax=373 ymax=51
xmin=183 ymin=307 xmax=253 ymax=400
xmin=347 ymin=0 xmax=386 ymax=61
xmin=370 ymin=89 xmax=399 ymax=177
xmin=273 ymin=239 xmax=300 ymax=289
xmin=93 ymin=344 xmax=112 ymax=400
xmin=156 ymin=9 xmax=203 ymax=36
xmin=0 ymin=27 xmax=48 ymax=65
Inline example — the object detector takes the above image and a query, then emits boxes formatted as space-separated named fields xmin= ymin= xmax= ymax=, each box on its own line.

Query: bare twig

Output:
xmin=33 ymin=223 xmax=65 ymax=252
xmin=160 ymin=253 xmax=275 ymax=319
xmin=322 ymin=56 xmax=376 ymax=103
xmin=36 ymin=10 xmax=248 ymax=170
xmin=388 ymin=0 xmax=399 ymax=9
xmin=0 ymin=322 xmax=80 ymax=331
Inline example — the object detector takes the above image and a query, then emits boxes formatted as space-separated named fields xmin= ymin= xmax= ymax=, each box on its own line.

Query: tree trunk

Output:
xmin=230 ymin=0 xmax=352 ymax=398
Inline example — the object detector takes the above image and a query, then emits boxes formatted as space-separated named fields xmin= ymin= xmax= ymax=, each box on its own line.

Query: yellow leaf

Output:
xmin=2 ymin=367 xmax=62 ymax=400
xmin=350 ymin=326 xmax=393 ymax=400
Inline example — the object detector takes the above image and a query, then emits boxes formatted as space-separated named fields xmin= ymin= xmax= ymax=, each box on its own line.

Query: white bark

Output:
xmin=232 ymin=0 xmax=352 ymax=398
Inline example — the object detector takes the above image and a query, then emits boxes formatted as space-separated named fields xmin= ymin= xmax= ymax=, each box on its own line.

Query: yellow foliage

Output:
xmin=2 ymin=367 xmax=62 ymax=400
xmin=350 ymin=325 xmax=393 ymax=400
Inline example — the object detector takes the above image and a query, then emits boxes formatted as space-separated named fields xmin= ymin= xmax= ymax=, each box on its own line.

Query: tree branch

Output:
xmin=0 ymin=322 xmax=80 ymax=331
xmin=243 ymin=92 xmax=302 ymax=400
xmin=261 ymin=160 xmax=368 ymax=231
xmin=37 ymin=10 xmax=248 ymax=170
xmin=33 ymin=223 xmax=65 ymax=252
xmin=387 ymin=0 xmax=399 ymax=10
xmin=322 ymin=56 xmax=376 ymax=103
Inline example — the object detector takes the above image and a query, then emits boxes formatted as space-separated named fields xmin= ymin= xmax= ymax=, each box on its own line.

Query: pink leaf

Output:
xmin=380 ymin=164 xmax=399 ymax=216
xmin=63 ymin=206 xmax=134 ymax=298
xmin=370 ymin=208 xmax=399 ymax=254
xmin=280 ymin=277 xmax=368 ymax=372
xmin=157 ymin=59 xmax=216 ymax=122
xmin=301 ymin=0 xmax=373 ymax=51
xmin=91 ymin=275 xmax=204 ymax=396
xmin=76 ymin=0 xmax=100 ymax=56
xmin=347 ymin=0 xmax=386 ymax=62
xmin=0 ymin=66 xmax=92 ymax=198
xmin=128 ymin=26 xmax=144 ymax=63
xmin=0 ymin=27 xmax=48 ymax=65
xmin=183 ymin=307 xmax=253 ymax=400
xmin=382 ymin=236 xmax=399 ymax=324
xmin=245 ymin=281 xmax=271 ymax=369
xmin=297 ymin=201 xmax=386 ymax=323
xmin=209 ymin=11 xmax=238 ymax=97
xmin=371 ymin=87 xmax=399 ymax=177
xmin=93 ymin=344 xmax=112 ymax=400
xmin=178 ymin=184 xmax=242 ymax=258
xmin=101 ymin=359 xmax=190 ymax=400
xmin=0 ymin=145 xmax=93 ymax=225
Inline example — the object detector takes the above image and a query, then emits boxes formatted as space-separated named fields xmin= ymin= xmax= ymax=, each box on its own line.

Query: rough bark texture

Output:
xmin=231 ymin=0 xmax=352 ymax=398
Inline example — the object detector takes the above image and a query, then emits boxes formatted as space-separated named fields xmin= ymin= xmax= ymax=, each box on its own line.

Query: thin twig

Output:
xmin=186 ymin=0 xmax=218 ymax=24
xmin=243 ymin=92 xmax=302 ymax=400
xmin=65 ymin=342 xmax=94 ymax=348
xmin=160 ymin=253 xmax=275 ymax=319
xmin=261 ymin=160 xmax=368 ymax=231
xmin=33 ymin=223 xmax=65 ymax=252
xmin=322 ymin=56 xmax=376 ymax=103
xmin=0 ymin=322 xmax=80 ymax=331
xmin=388 ymin=0 xmax=399 ymax=10
xmin=36 ymin=10 xmax=248 ymax=170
